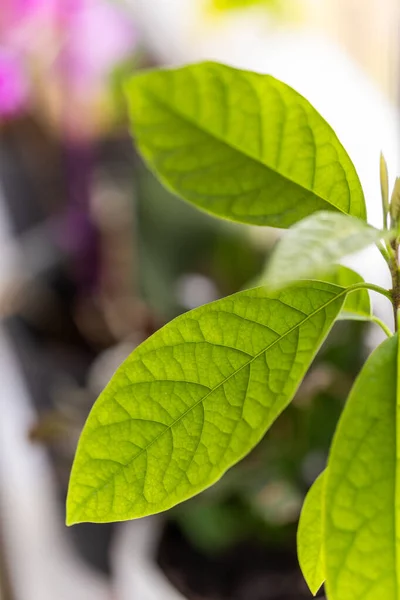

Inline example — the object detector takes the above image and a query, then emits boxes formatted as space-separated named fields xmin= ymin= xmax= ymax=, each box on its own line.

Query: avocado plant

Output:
xmin=67 ymin=62 xmax=400 ymax=599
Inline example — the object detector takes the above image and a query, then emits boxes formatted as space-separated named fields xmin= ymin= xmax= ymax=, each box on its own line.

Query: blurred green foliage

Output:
xmin=136 ymin=162 xmax=265 ymax=319
xmin=209 ymin=0 xmax=281 ymax=11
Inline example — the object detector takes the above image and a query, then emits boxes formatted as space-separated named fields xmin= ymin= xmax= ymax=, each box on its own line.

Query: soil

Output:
xmin=158 ymin=521 xmax=325 ymax=600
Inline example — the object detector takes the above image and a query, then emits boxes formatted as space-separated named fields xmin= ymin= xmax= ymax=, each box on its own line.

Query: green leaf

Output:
xmin=313 ymin=265 xmax=371 ymax=321
xmin=324 ymin=334 xmax=399 ymax=600
xmin=297 ymin=471 xmax=326 ymax=596
xmin=263 ymin=212 xmax=383 ymax=290
xmin=67 ymin=281 xmax=346 ymax=525
xmin=126 ymin=62 xmax=366 ymax=228
xmin=254 ymin=265 xmax=370 ymax=321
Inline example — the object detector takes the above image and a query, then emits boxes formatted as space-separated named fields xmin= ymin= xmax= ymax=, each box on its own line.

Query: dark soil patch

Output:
xmin=158 ymin=521 xmax=325 ymax=600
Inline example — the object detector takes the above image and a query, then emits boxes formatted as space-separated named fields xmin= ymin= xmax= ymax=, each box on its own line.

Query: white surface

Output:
xmin=112 ymin=518 xmax=186 ymax=600
xmin=0 ymin=185 xmax=110 ymax=600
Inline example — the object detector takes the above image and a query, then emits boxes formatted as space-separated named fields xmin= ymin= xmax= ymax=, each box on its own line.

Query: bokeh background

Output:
xmin=0 ymin=1 xmax=399 ymax=599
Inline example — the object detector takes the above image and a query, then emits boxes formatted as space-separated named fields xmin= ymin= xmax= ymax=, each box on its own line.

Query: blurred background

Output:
xmin=0 ymin=1 xmax=399 ymax=599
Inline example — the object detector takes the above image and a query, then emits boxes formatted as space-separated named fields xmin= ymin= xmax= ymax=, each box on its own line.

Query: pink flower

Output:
xmin=0 ymin=0 xmax=57 ymax=41
xmin=0 ymin=49 xmax=29 ymax=117
xmin=0 ymin=0 xmax=137 ymax=121
xmin=62 ymin=1 xmax=137 ymax=95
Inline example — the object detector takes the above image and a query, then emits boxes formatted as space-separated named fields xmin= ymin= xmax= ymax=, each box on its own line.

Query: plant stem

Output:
xmin=376 ymin=233 xmax=400 ymax=332
xmin=389 ymin=238 xmax=400 ymax=331
xmin=377 ymin=240 xmax=392 ymax=263
xmin=370 ymin=316 xmax=393 ymax=338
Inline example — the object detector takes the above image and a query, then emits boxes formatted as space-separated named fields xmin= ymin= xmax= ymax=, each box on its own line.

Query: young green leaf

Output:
xmin=126 ymin=62 xmax=366 ymax=228
xmin=297 ymin=471 xmax=326 ymax=596
xmin=324 ymin=334 xmax=399 ymax=600
xmin=380 ymin=152 xmax=389 ymax=226
xmin=263 ymin=212 xmax=384 ymax=290
xmin=67 ymin=281 xmax=346 ymax=525
xmin=320 ymin=265 xmax=371 ymax=321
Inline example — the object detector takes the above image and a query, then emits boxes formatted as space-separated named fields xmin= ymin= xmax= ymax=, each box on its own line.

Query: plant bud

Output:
xmin=390 ymin=176 xmax=400 ymax=224
xmin=380 ymin=152 xmax=389 ymax=220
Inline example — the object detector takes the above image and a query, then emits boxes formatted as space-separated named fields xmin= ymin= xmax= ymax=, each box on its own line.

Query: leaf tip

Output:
xmin=65 ymin=494 xmax=80 ymax=527
xmin=310 ymin=582 xmax=323 ymax=596
xmin=65 ymin=507 xmax=78 ymax=527
xmin=300 ymin=569 xmax=324 ymax=596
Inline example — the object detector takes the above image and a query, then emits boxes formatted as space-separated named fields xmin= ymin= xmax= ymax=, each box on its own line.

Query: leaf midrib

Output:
xmin=133 ymin=85 xmax=350 ymax=216
xmin=69 ymin=286 xmax=347 ymax=521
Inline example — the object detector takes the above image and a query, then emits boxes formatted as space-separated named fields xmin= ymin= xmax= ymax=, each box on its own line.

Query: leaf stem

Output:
xmin=346 ymin=281 xmax=394 ymax=337
xmin=346 ymin=282 xmax=393 ymax=301
xmin=370 ymin=316 xmax=393 ymax=338
xmin=376 ymin=240 xmax=392 ymax=263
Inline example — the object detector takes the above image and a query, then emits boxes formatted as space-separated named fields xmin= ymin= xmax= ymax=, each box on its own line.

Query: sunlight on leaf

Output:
xmin=325 ymin=334 xmax=399 ymax=600
xmin=126 ymin=62 xmax=366 ymax=228
xmin=67 ymin=281 xmax=346 ymax=524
